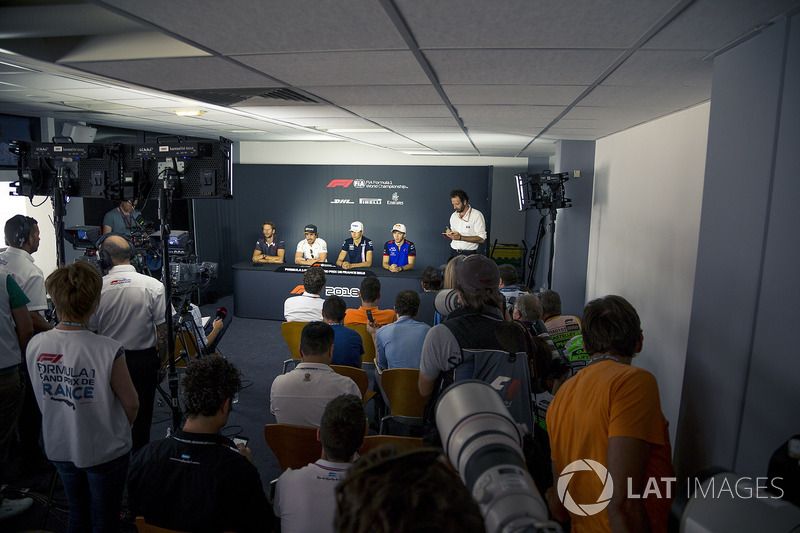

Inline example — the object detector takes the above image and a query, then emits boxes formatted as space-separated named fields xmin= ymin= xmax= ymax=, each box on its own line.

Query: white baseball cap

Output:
xmin=350 ymin=221 xmax=364 ymax=232
xmin=392 ymin=223 xmax=406 ymax=233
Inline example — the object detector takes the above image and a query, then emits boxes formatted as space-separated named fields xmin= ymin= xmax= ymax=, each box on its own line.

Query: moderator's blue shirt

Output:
xmin=340 ymin=237 xmax=373 ymax=264
xmin=330 ymin=324 xmax=364 ymax=368
xmin=382 ymin=240 xmax=416 ymax=268
xmin=376 ymin=316 xmax=430 ymax=370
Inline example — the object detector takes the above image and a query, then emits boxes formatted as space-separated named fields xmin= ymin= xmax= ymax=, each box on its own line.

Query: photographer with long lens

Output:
xmin=89 ymin=234 xmax=168 ymax=454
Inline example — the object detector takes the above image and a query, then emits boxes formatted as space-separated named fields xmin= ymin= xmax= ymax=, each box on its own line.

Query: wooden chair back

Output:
xmin=264 ymin=423 xmax=321 ymax=471
xmin=135 ymin=516 xmax=234 ymax=533
xmin=330 ymin=364 xmax=376 ymax=404
xmin=379 ymin=368 xmax=426 ymax=417
xmin=280 ymin=321 xmax=307 ymax=359
xmin=344 ymin=323 xmax=375 ymax=366
xmin=359 ymin=435 xmax=424 ymax=456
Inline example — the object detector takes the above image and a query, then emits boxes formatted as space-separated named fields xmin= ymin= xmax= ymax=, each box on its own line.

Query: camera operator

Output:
xmin=89 ymin=234 xmax=168 ymax=454
xmin=102 ymin=198 xmax=142 ymax=235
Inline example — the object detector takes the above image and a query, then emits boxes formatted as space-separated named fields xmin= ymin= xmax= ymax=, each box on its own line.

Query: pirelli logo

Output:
xmin=37 ymin=353 xmax=63 ymax=364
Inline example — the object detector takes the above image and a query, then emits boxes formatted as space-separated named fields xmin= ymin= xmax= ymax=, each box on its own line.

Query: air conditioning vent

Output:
xmin=169 ymin=88 xmax=318 ymax=107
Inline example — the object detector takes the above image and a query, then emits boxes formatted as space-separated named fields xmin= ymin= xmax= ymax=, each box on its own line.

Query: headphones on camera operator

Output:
xmin=95 ymin=232 xmax=136 ymax=272
xmin=6 ymin=214 xmax=36 ymax=248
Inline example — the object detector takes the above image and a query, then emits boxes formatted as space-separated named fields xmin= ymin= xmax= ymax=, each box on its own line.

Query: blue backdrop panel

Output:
xmin=194 ymin=164 xmax=492 ymax=295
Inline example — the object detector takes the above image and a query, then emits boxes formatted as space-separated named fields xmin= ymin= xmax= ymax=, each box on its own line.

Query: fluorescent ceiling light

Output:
xmin=328 ymin=128 xmax=389 ymax=133
xmin=174 ymin=109 xmax=205 ymax=117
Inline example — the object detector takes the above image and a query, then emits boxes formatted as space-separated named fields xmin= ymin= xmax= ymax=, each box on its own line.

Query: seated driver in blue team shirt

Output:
xmin=382 ymin=223 xmax=416 ymax=273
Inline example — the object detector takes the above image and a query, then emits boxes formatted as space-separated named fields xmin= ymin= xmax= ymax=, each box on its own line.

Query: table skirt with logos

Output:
xmin=232 ymin=261 xmax=423 ymax=320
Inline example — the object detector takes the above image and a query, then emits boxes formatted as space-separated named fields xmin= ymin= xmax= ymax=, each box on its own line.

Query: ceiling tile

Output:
xmin=236 ymin=51 xmax=429 ymax=86
xmin=398 ymin=0 xmax=671 ymax=48
xmin=426 ymin=49 xmax=625 ymax=85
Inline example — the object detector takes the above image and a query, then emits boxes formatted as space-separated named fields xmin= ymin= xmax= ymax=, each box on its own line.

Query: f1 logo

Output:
xmin=38 ymin=353 xmax=63 ymax=364
xmin=290 ymin=285 xmax=305 ymax=295
xmin=327 ymin=180 xmax=353 ymax=188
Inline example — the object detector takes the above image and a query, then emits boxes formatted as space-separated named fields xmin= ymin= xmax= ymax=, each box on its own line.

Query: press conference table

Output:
xmin=232 ymin=261 xmax=423 ymax=320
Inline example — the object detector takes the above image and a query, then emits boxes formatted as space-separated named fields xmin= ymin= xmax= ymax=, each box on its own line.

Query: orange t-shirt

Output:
xmin=547 ymin=360 xmax=674 ymax=533
xmin=344 ymin=306 xmax=397 ymax=327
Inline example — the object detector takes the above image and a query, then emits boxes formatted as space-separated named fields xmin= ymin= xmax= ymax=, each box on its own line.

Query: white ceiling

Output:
xmin=0 ymin=0 xmax=798 ymax=157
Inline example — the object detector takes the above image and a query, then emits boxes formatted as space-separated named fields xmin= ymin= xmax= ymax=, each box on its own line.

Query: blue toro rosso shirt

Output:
xmin=383 ymin=240 xmax=416 ymax=267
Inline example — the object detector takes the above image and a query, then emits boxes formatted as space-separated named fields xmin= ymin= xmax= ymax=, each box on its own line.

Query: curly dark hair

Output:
xmin=303 ymin=266 xmax=326 ymax=295
xmin=182 ymin=356 xmax=242 ymax=417
xmin=335 ymin=446 xmax=484 ymax=533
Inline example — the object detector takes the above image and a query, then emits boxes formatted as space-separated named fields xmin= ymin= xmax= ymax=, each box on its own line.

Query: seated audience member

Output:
xmin=295 ymin=224 xmax=328 ymax=265
xmin=498 ymin=263 xmax=528 ymax=306
xmin=284 ymin=266 xmax=326 ymax=322
xmin=538 ymin=289 xmax=581 ymax=351
xmin=512 ymin=293 xmax=561 ymax=359
xmin=344 ymin=277 xmax=396 ymax=326
xmin=376 ymin=290 xmax=430 ymax=370
xmin=27 ymin=262 xmax=138 ymax=532
xmin=252 ymin=221 xmax=285 ymax=264
xmin=336 ymin=221 xmax=373 ymax=270
xmin=274 ymin=394 xmax=366 ymax=533
xmin=546 ymin=295 xmax=675 ymax=532
xmin=174 ymin=302 xmax=231 ymax=355
xmin=335 ymin=447 xmax=484 ymax=533
xmin=322 ymin=296 xmax=364 ymax=368
xmin=382 ymin=223 xmax=416 ymax=272
xmin=128 ymin=356 xmax=273 ymax=532
xmin=416 ymin=266 xmax=442 ymax=326
xmin=271 ymin=322 xmax=361 ymax=427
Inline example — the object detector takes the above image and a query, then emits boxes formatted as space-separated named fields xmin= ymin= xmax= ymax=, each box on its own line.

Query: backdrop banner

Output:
xmin=194 ymin=164 xmax=493 ymax=295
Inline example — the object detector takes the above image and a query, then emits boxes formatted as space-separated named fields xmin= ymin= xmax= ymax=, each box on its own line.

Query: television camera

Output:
xmin=515 ymin=170 xmax=571 ymax=212
xmin=513 ymin=170 xmax=574 ymax=290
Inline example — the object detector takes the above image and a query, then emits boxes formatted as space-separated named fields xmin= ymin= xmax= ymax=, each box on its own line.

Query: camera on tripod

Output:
xmin=515 ymin=170 xmax=572 ymax=211
xmin=170 ymin=260 xmax=218 ymax=295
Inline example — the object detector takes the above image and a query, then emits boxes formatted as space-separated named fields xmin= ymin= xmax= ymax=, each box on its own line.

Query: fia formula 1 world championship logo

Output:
xmin=557 ymin=459 xmax=614 ymax=516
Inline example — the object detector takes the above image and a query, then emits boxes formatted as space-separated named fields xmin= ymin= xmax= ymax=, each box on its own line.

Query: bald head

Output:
xmin=101 ymin=235 xmax=133 ymax=265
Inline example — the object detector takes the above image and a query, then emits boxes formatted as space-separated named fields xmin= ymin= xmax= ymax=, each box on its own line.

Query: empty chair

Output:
xmin=330 ymin=364 xmax=376 ymax=405
xmin=376 ymin=368 xmax=427 ymax=435
xmin=344 ymin=323 xmax=376 ymax=368
xmin=264 ymin=424 xmax=321 ymax=471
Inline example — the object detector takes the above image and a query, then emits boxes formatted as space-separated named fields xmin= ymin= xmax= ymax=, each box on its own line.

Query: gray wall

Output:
xmin=552 ymin=141 xmax=595 ymax=317
xmin=522 ymin=143 xmax=594 ymax=318
xmin=675 ymin=13 xmax=800 ymax=480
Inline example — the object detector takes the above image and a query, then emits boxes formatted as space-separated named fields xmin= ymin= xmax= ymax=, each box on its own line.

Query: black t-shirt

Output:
xmin=128 ymin=430 xmax=275 ymax=532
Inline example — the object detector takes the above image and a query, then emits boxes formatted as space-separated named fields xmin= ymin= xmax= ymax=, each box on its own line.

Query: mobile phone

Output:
xmin=366 ymin=310 xmax=374 ymax=324
xmin=233 ymin=436 xmax=249 ymax=447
